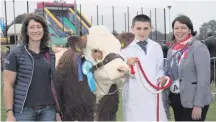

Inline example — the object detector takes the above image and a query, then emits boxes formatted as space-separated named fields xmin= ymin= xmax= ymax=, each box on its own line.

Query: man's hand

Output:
xmin=158 ymin=76 xmax=168 ymax=87
xmin=117 ymin=66 xmax=129 ymax=77
xmin=6 ymin=111 xmax=16 ymax=121
xmin=56 ymin=113 xmax=62 ymax=121
xmin=52 ymin=47 xmax=60 ymax=53
xmin=127 ymin=57 xmax=137 ymax=66
xmin=192 ymin=106 xmax=202 ymax=120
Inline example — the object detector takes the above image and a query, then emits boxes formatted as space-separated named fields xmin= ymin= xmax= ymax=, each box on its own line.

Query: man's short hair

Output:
xmin=132 ymin=14 xmax=151 ymax=26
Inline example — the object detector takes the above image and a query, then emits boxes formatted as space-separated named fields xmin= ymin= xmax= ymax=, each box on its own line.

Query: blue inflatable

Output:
xmin=0 ymin=18 xmax=5 ymax=31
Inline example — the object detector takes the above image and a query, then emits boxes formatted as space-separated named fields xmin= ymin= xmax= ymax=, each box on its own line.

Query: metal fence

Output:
xmin=211 ymin=57 xmax=216 ymax=98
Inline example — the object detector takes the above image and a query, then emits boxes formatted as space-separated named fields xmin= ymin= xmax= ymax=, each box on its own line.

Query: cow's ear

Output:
xmin=67 ymin=39 xmax=73 ymax=46
xmin=127 ymin=37 xmax=134 ymax=44
xmin=81 ymin=35 xmax=87 ymax=48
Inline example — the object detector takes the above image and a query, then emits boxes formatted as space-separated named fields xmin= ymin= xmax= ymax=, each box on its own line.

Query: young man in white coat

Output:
xmin=121 ymin=14 xmax=169 ymax=121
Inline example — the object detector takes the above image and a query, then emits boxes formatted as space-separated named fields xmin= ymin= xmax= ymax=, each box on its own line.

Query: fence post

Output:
xmin=27 ymin=1 xmax=29 ymax=13
xmin=62 ymin=2 xmax=64 ymax=33
xmin=127 ymin=6 xmax=129 ymax=32
xmin=150 ymin=9 xmax=152 ymax=39
xmin=124 ymin=12 xmax=126 ymax=32
xmin=155 ymin=8 xmax=157 ymax=41
xmin=13 ymin=0 xmax=17 ymax=44
xmin=96 ymin=5 xmax=99 ymax=25
xmin=74 ymin=0 xmax=78 ymax=35
xmin=164 ymin=8 xmax=166 ymax=41
xmin=80 ymin=4 xmax=82 ymax=36
xmin=112 ymin=6 xmax=115 ymax=32
xmin=4 ymin=0 xmax=8 ymax=43
xmin=43 ymin=2 xmax=44 ymax=17
xmin=101 ymin=15 xmax=103 ymax=25
xmin=141 ymin=7 xmax=143 ymax=14
xmin=91 ymin=16 xmax=93 ymax=24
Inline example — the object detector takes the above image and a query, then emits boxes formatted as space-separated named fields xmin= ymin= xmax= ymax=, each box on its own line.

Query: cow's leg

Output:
xmin=96 ymin=84 xmax=119 ymax=121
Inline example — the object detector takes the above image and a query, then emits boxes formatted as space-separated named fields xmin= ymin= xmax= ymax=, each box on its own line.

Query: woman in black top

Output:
xmin=4 ymin=13 xmax=61 ymax=121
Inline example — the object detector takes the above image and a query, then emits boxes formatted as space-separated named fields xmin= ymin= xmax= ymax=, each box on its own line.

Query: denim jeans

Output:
xmin=14 ymin=105 xmax=56 ymax=121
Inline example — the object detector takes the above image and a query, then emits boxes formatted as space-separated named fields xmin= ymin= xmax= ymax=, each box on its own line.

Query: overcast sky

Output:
xmin=1 ymin=0 xmax=216 ymax=34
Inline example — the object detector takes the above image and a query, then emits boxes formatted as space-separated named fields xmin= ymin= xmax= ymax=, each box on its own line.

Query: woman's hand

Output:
xmin=158 ymin=76 xmax=168 ymax=87
xmin=6 ymin=112 xmax=16 ymax=121
xmin=192 ymin=106 xmax=202 ymax=120
xmin=56 ymin=113 xmax=62 ymax=121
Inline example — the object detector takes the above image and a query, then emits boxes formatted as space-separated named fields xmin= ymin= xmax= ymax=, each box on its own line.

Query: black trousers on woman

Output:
xmin=169 ymin=92 xmax=209 ymax=121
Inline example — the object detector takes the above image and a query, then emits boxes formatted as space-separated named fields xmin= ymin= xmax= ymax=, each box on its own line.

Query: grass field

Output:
xmin=1 ymin=81 xmax=216 ymax=121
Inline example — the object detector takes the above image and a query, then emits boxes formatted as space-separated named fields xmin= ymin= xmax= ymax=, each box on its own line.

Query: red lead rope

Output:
xmin=136 ymin=59 xmax=171 ymax=90
xmin=130 ymin=58 xmax=171 ymax=122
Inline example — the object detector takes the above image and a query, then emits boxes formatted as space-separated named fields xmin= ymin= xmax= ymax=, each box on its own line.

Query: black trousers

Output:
xmin=169 ymin=92 xmax=209 ymax=121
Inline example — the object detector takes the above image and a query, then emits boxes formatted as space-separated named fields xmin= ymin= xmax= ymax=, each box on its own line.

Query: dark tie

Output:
xmin=137 ymin=41 xmax=148 ymax=54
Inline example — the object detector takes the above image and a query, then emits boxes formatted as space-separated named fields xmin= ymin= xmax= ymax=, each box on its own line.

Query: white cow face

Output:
xmin=83 ymin=25 xmax=121 ymax=65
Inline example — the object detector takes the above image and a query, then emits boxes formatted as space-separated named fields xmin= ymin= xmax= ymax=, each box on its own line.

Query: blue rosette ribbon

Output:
xmin=82 ymin=60 xmax=97 ymax=92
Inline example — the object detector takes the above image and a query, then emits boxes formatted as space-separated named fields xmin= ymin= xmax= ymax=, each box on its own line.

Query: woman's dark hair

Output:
xmin=171 ymin=15 xmax=197 ymax=41
xmin=21 ymin=13 xmax=50 ymax=48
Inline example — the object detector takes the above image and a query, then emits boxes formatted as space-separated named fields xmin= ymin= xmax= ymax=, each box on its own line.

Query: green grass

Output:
xmin=1 ymin=88 xmax=5 ymax=121
xmin=1 ymin=44 xmax=16 ymax=51
xmin=116 ymin=84 xmax=216 ymax=121
xmin=1 ymin=72 xmax=5 ymax=121
xmin=1 ymin=76 xmax=216 ymax=121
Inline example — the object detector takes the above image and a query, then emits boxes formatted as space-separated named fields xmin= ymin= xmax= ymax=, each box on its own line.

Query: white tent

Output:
xmin=7 ymin=24 xmax=22 ymax=35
